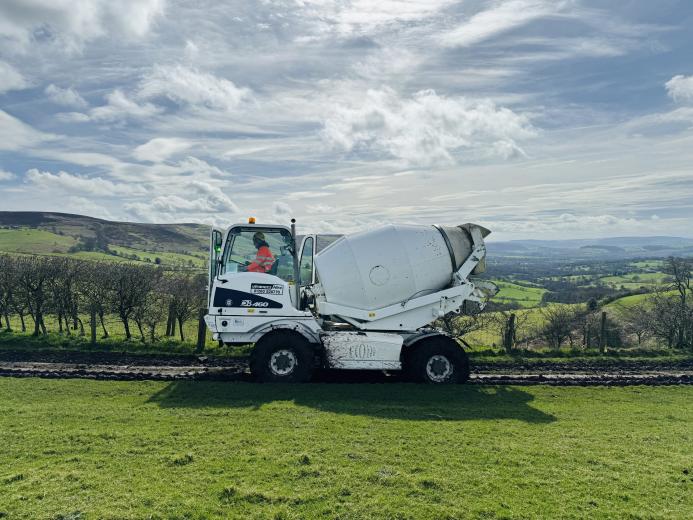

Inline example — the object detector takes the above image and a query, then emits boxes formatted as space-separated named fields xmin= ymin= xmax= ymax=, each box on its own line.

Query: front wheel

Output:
xmin=407 ymin=337 xmax=470 ymax=384
xmin=250 ymin=332 xmax=315 ymax=383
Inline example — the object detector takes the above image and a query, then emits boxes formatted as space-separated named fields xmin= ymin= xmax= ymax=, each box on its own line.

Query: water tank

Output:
xmin=314 ymin=223 xmax=489 ymax=311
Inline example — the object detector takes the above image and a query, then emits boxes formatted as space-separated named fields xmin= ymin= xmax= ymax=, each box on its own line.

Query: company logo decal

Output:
xmin=251 ymin=283 xmax=284 ymax=295
xmin=213 ymin=288 xmax=283 ymax=309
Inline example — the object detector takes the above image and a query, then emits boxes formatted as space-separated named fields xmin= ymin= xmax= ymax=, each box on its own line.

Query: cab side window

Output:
xmin=300 ymin=237 xmax=314 ymax=285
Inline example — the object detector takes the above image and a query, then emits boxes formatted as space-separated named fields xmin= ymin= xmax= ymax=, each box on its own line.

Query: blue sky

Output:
xmin=0 ymin=0 xmax=692 ymax=240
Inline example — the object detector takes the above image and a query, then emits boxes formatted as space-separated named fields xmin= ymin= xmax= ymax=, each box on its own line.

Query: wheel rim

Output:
xmin=426 ymin=354 xmax=453 ymax=382
xmin=269 ymin=349 xmax=297 ymax=376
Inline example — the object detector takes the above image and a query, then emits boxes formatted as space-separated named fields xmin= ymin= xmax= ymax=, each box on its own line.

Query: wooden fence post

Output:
xmin=166 ymin=304 xmax=175 ymax=337
xmin=196 ymin=308 xmax=206 ymax=352
xmin=598 ymin=311 xmax=607 ymax=354
xmin=90 ymin=307 xmax=97 ymax=346
xmin=503 ymin=313 xmax=516 ymax=352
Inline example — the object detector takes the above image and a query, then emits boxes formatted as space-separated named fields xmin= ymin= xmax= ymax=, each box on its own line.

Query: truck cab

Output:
xmin=206 ymin=219 xmax=322 ymax=346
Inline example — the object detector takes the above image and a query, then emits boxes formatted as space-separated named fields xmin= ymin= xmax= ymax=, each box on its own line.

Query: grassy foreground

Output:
xmin=0 ymin=380 xmax=691 ymax=519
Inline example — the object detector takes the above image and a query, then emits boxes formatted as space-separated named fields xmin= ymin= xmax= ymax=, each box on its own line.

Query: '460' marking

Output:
xmin=241 ymin=300 xmax=269 ymax=308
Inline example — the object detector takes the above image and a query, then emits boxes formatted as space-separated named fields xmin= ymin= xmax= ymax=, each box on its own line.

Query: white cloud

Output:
xmin=0 ymin=170 xmax=16 ymax=182
xmin=176 ymin=156 xmax=227 ymax=178
xmin=322 ymin=88 xmax=535 ymax=166
xmin=437 ymin=0 xmax=563 ymax=48
xmin=0 ymin=61 xmax=28 ymax=93
xmin=0 ymin=110 xmax=57 ymax=151
xmin=66 ymin=196 xmax=116 ymax=220
xmin=55 ymin=112 xmax=91 ymax=123
xmin=45 ymin=84 xmax=88 ymax=108
xmin=125 ymin=180 xmax=239 ymax=222
xmin=133 ymin=137 xmax=192 ymax=162
xmin=665 ymin=75 xmax=693 ymax=104
xmin=137 ymin=64 xmax=251 ymax=111
xmin=272 ymin=201 xmax=293 ymax=218
xmin=0 ymin=0 xmax=166 ymax=52
xmin=25 ymin=168 xmax=146 ymax=196
xmin=88 ymin=89 xmax=162 ymax=122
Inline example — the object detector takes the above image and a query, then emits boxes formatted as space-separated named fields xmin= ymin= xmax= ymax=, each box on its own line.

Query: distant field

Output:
xmin=0 ymin=228 xmax=206 ymax=268
xmin=492 ymin=280 xmax=546 ymax=307
xmin=600 ymin=272 xmax=670 ymax=286
xmin=0 ymin=380 xmax=690 ymax=519
xmin=630 ymin=260 xmax=665 ymax=269
xmin=605 ymin=290 xmax=677 ymax=312
xmin=0 ymin=229 xmax=77 ymax=254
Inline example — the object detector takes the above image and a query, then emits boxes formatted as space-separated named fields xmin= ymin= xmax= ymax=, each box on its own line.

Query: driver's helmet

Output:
xmin=253 ymin=232 xmax=266 ymax=246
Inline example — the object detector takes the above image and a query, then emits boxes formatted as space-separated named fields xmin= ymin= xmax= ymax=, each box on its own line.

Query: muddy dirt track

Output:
xmin=0 ymin=351 xmax=691 ymax=385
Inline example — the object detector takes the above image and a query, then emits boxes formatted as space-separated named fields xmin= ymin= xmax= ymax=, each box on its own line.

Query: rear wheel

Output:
xmin=406 ymin=336 xmax=470 ymax=384
xmin=250 ymin=332 xmax=315 ymax=383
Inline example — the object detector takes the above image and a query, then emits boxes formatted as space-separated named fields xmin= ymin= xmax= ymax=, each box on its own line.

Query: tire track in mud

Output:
xmin=0 ymin=360 xmax=691 ymax=385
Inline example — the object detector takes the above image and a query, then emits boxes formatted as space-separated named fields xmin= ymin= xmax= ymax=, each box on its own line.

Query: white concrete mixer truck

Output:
xmin=204 ymin=218 xmax=496 ymax=383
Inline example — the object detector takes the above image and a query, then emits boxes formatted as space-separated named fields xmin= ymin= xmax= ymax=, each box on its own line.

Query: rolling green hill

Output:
xmin=0 ymin=211 xmax=209 ymax=268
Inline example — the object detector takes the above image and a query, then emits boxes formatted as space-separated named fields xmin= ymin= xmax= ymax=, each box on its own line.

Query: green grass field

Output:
xmin=492 ymin=281 xmax=547 ymax=307
xmin=0 ymin=380 xmax=690 ymax=519
xmin=0 ymin=228 xmax=206 ymax=268
xmin=0 ymin=229 xmax=77 ymax=254
xmin=1 ymin=309 xmax=220 ymax=352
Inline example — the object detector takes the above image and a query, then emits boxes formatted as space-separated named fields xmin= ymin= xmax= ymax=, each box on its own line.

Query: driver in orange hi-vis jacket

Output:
xmin=246 ymin=232 xmax=275 ymax=273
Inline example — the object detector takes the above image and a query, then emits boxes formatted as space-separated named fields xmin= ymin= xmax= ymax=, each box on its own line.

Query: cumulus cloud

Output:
xmin=137 ymin=65 xmax=251 ymax=111
xmin=0 ymin=170 xmax=16 ymax=182
xmin=437 ymin=0 xmax=563 ymax=48
xmin=0 ymin=0 xmax=166 ymax=52
xmin=45 ymin=84 xmax=88 ymax=108
xmin=66 ymin=196 xmax=116 ymax=220
xmin=25 ymin=168 xmax=146 ymax=196
xmin=0 ymin=110 xmax=57 ymax=151
xmin=177 ymin=156 xmax=227 ymax=177
xmin=322 ymin=88 xmax=535 ymax=166
xmin=665 ymin=75 xmax=693 ymax=104
xmin=133 ymin=137 xmax=192 ymax=162
xmin=124 ymin=181 xmax=239 ymax=222
xmin=88 ymin=89 xmax=162 ymax=122
xmin=0 ymin=61 xmax=28 ymax=93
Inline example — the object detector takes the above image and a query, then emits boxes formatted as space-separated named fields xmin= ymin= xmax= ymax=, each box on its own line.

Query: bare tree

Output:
xmin=107 ymin=263 xmax=159 ymax=340
xmin=663 ymin=257 xmax=692 ymax=349
xmin=539 ymin=305 xmax=576 ymax=349
xmin=76 ymin=261 xmax=114 ymax=341
xmin=489 ymin=310 xmax=532 ymax=353
xmin=616 ymin=301 xmax=652 ymax=346
xmin=647 ymin=290 xmax=682 ymax=349
xmin=133 ymin=284 xmax=167 ymax=342
xmin=167 ymin=273 xmax=205 ymax=342
xmin=14 ymin=256 xmax=56 ymax=336
xmin=0 ymin=255 xmax=14 ymax=330
xmin=49 ymin=258 xmax=84 ymax=335
xmin=131 ymin=269 xmax=164 ymax=342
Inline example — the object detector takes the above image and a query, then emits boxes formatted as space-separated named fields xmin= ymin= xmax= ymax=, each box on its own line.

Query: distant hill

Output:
xmin=487 ymin=235 xmax=693 ymax=260
xmin=0 ymin=211 xmax=209 ymax=268
xmin=2 ymin=211 xmax=692 ymax=266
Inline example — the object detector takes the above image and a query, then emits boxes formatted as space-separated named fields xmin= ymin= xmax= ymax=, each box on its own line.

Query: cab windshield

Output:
xmin=221 ymin=227 xmax=296 ymax=282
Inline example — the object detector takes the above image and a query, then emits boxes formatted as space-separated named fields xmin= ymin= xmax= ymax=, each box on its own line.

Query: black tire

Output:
xmin=406 ymin=336 xmax=470 ymax=384
xmin=249 ymin=332 xmax=315 ymax=383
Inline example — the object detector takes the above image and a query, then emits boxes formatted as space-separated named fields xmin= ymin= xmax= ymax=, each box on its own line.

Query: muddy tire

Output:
xmin=406 ymin=336 xmax=470 ymax=384
xmin=250 ymin=332 xmax=315 ymax=383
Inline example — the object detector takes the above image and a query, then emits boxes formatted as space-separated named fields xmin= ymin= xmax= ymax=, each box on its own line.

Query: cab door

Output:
xmin=208 ymin=227 xmax=224 ymax=307
xmin=298 ymin=234 xmax=316 ymax=286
